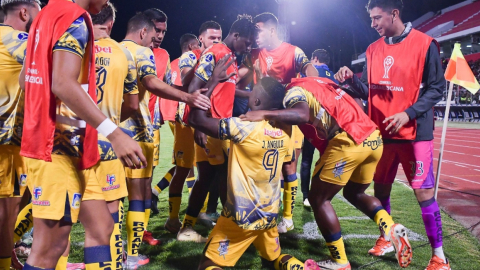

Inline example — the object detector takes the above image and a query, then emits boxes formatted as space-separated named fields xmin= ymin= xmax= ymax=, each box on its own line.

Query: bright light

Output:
xmin=440 ymin=51 xmax=444 ymax=54
xmin=291 ymin=21 xmax=296 ymax=25
xmin=467 ymin=44 xmax=472 ymax=47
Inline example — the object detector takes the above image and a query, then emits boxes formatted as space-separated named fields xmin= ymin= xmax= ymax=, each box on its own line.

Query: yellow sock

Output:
xmin=283 ymin=175 xmax=298 ymax=220
xmin=182 ymin=214 xmax=197 ymax=229
xmin=0 ymin=258 xmax=11 ymax=270
xmin=200 ymin=192 xmax=209 ymax=213
xmin=144 ymin=208 xmax=151 ymax=231
xmin=169 ymin=195 xmax=182 ymax=219
xmin=154 ymin=171 xmax=173 ymax=195
xmin=13 ymin=203 xmax=33 ymax=243
xmin=55 ymin=255 xmax=68 ymax=270
xmin=126 ymin=200 xmax=145 ymax=256
xmin=110 ymin=210 xmax=123 ymax=270
xmin=186 ymin=177 xmax=196 ymax=194
xmin=274 ymin=254 xmax=304 ymax=270
xmin=326 ymin=236 xmax=349 ymax=264
xmin=205 ymin=266 xmax=223 ymax=270
xmin=373 ymin=209 xmax=395 ymax=236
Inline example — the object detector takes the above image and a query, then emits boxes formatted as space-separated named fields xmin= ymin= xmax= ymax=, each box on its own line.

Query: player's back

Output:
xmin=220 ymin=118 xmax=292 ymax=230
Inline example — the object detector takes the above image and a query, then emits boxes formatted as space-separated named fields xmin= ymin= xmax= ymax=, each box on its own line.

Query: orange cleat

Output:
xmin=368 ymin=235 xmax=394 ymax=256
xmin=389 ymin=224 xmax=413 ymax=268
xmin=142 ymin=230 xmax=161 ymax=246
xmin=425 ymin=256 xmax=451 ymax=270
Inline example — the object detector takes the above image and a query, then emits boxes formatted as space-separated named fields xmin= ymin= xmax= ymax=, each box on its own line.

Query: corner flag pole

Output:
xmin=434 ymin=82 xmax=454 ymax=199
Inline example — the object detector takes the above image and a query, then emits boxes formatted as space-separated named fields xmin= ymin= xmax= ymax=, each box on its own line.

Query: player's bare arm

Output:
xmin=51 ymin=50 xmax=146 ymax=169
xmin=240 ymin=102 xmax=309 ymax=125
xmin=303 ymin=63 xmax=319 ymax=77
xmin=120 ymin=93 xmax=139 ymax=122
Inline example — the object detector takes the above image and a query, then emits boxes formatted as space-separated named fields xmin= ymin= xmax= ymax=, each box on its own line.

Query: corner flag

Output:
xmin=444 ymin=43 xmax=480 ymax=94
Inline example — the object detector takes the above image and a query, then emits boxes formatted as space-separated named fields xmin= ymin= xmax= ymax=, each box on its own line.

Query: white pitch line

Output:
xmin=440 ymin=174 xmax=480 ymax=185
xmin=434 ymin=158 xmax=480 ymax=169
xmin=433 ymin=141 xmax=480 ymax=150
xmin=434 ymin=148 xmax=480 ymax=158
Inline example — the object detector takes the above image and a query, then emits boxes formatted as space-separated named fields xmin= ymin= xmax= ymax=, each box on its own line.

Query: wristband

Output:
xmin=97 ymin=118 xmax=117 ymax=137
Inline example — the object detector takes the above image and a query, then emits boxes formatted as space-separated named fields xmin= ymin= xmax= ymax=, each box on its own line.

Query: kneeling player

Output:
xmin=189 ymin=55 xmax=304 ymax=270
xmin=241 ymin=77 xmax=412 ymax=270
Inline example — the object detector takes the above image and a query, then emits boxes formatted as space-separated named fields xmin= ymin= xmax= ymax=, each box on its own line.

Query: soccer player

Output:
xmin=0 ymin=0 xmax=40 ymax=269
xmin=119 ymin=13 xmax=210 ymax=267
xmin=241 ymin=77 xmax=413 ymax=270
xmin=334 ymin=0 xmax=447 ymax=269
xmin=19 ymin=0 xmax=149 ymax=269
xmin=190 ymin=54 xmax=304 ymax=270
xmin=178 ymin=15 xmax=256 ymax=242
xmin=239 ymin=12 xmax=318 ymax=233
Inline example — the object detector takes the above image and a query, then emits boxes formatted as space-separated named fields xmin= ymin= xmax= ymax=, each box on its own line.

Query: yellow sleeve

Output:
xmin=164 ymin=57 xmax=173 ymax=85
xmin=53 ymin=17 xmax=88 ymax=58
xmin=1 ymin=29 xmax=28 ymax=64
xmin=283 ymin=86 xmax=308 ymax=108
xmin=219 ymin=117 xmax=258 ymax=143
xmin=179 ymin=51 xmax=197 ymax=71
xmin=194 ymin=52 xmax=215 ymax=83
xmin=294 ymin=47 xmax=310 ymax=74
xmin=135 ymin=47 xmax=157 ymax=81
xmin=121 ymin=46 xmax=139 ymax=95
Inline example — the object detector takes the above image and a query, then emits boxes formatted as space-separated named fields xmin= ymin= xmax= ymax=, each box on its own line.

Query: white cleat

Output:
xmin=304 ymin=198 xmax=311 ymax=207
xmin=277 ymin=218 xmax=294 ymax=233
xmin=177 ymin=227 xmax=208 ymax=243
xmin=389 ymin=224 xmax=413 ymax=268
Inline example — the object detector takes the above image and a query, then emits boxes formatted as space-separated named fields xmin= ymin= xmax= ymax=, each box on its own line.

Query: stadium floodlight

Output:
xmin=467 ymin=44 xmax=472 ymax=47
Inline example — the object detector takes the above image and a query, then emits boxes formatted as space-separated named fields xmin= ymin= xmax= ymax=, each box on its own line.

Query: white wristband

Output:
xmin=97 ymin=118 xmax=117 ymax=137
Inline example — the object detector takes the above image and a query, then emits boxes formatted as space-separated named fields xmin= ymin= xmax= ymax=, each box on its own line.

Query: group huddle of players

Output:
xmin=0 ymin=0 xmax=451 ymax=269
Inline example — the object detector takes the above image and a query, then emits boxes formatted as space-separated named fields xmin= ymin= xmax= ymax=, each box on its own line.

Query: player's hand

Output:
xmin=212 ymin=53 xmax=237 ymax=83
xmin=194 ymin=129 xmax=207 ymax=148
xmin=335 ymin=66 xmax=354 ymax=83
xmin=239 ymin=110 xmax=267 ymax=122
xmin=254 ymin=59 xmax=263 ymax=80
xmin=93 ymin=25 xmax=109 ymax=40
xmin=383 ymin=112 xmax=410 ymax=134
xmin=186 ymin=89 xmax=210 ymax=110
xmin=107 ymin=128 xmax=147 ymax=169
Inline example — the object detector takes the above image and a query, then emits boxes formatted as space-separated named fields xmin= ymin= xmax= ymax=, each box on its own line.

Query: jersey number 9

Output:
xmin=263 ymin=149 xmax=279 ymax=182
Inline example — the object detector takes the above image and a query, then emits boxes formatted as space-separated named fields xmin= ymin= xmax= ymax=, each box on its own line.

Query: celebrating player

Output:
xmin=335 ymin=0 xmax=446 ymax=269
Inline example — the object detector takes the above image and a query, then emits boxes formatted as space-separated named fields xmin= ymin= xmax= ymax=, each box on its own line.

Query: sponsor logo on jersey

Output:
xmin=266 ymin=56 xmax=273 ymax=71
xmin=71 ymin=193 xmax=82 ymax=209
xmin=383 ymin=56 xmax=394 ymax=79
xmin=264 ymin=129 xmax=283 ymax=138
xmin=19 ymin=174 xmax=27 ymax=187
xmin=17 ymin=33 xmax=28 ymax=41
xmin=333 ymin=159 xmax=347 ymax=179
xmin=363 ymin=136 xmax=383 ymax=150
xmin=103 ymin=174 xmax=120 ymax=191
xmin=218 ymin=238 xmax=230 ymax=259
xmin=205 ymin=54 xmax=213 ymax=63
xmin=95 ymin=45 xmax=112 ymax=54
xmin=32 ymin=186 xmax=50 ymax=206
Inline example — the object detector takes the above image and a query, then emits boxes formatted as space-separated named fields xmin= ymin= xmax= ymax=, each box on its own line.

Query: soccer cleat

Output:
xmin=11 ymin=249 xmax=24 ymax=270
xmin=151 ymin=192 xmax=159 ymax=215
xmin=368 ymin=235 xmax=394 ymax=256
xmin=164 ymin=217 xmax=182 ymax=234
xmin=425 ymin=256 xmax=451 ymax=270
xmin=277 ymin=218 xmax=294 ymax=233
xmin=304 ymin=198 xmax=311 ymax=207
xmin=206 ymin=212 xmax=220 ymax=222
xmin=304 ymin=259 xmax=351 ymax=270
xmin=198 ymin=212 xmax=216 ymax=228
xmin=177 ymin=227 xmax=208 ymax=243
xmin=389 ymin=224 xmax=413 ymax=268
xmin=142 ymin=230 xmax=161 ymax=245
xmin=66 ymin=262 xmax=86 ymax=270
xmin=124 ymin=255 xmax=149 ymax=270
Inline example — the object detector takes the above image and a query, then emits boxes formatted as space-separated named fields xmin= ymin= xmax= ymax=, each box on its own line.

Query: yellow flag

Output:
xmin=444 ymin=43 xmax=480 ymax=94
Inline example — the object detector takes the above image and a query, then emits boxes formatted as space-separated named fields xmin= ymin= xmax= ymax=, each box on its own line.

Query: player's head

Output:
xmin=311 ymin=49 xmax=330 ymax=66
xmin=91 ymin=2 xmax=116 ymax=36
xmin=228 ymin=14 xmax=255 ymax=54
xmin=249 ymin=77 xmax=285 ymax=111
xmin=1 ymin=0 xmax=41 ymax=32
xmin=253 ymin=12 xmax=278 ymax=49
xmin=126 ymin=13 xmax=156 ymax=48
xmin=143 ymin=8 xmax=167 ymax=48
xmin=198 ymin=20 xmax=222 ymax=50
xmin=366 ymin=0 xmax=404 ymax=37
xmin=180 ymin=33 xmax=199 ymax=53
xmin=86 ymin=0 xmax=109 ymax=15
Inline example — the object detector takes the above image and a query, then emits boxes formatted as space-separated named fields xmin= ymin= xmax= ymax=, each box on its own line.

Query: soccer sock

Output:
xmin=0 ymin=257 xmax=11 ymax=270
xmin=84 ymin=245 xmax=112 ymax=270
xmin=23 ymin=263 xmax=54 ymax=270
xmin=280 ymin=178 xmax=284 ymax=198
xmin=324 ymin=232 xmax=349 ymax=265
xmin=419 ymin=197 xmax=445 ymax=261
xmin=204 ymin=267 xmax=223 ymax=270
xmin=13 ymin=202 xmax=33 ymax=243
xmin=154 ymin=171 xmax=173 ymax=196
xmin=144 ymin=200 xmax=151 ymax=231
xmin=200 ymin=192 xmax=209 ymax=214
xmin=126 ymin=200 xmax=145 ymax=256
xmin=55 ymin=255 xmax=68 ymax=270
xmin=168 ymin=194 xmax=182 ymax=219
xmin=181 ymin=207 xmax=198 ymax=229
xmin=186 ymin=177 xmax=196 ymax=194
xmin=282 ymin=174 xmax=298 ymax=220
xmin=371 ymin=206 xmax=394 ymax=236
xmin=274 ymin=254 xmax=304 ymax=270
xmin=377 ymin=196 xmax=391 ymax=215
xmin=110 ymin=211 xmax=122 ymax=270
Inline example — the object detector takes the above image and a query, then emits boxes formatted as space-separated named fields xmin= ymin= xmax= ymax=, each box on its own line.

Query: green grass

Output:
xmin=68 ymin=127 xmax=480 ymax=269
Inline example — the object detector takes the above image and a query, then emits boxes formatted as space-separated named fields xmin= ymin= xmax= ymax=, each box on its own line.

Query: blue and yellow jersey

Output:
xmin=0 ymin=24 xmax=28 ymax=146
xmin=51 ymin=16 xmax=90 ymax=157
xmin=219 ymin=118 xmax=292 ymax=230
xmin=119 ymin=40 xmax=157 ymax=143
xmin=178 ymin=50 xmax=198 ymax=71
xmin=95 ymin=38 xmax=138 ymax=160
xmin=283 ymin=86 xmax=339 ymax=140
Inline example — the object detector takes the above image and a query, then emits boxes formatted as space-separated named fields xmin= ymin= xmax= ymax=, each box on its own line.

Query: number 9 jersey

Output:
xmin=218 ymin=117 xmax=293 ymax=231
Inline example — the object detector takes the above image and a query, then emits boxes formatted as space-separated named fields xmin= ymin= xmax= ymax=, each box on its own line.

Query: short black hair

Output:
xmin=229 ymin=14 xmax=255 ymax=38
xmin=366 ymin=0 xmax=404 ymax=16
xmin=1 ymin=0 xmax=40 ymax=15
xmin=143 ymin=8 xmax=167 ymax=23
xmin=312 ymin=49 xmax=330 ymax=65
xmin=126 ymin=13 xmax=155 ymax=34
xmin=180 ymin=33 xmax=198 ymax=51
xmin=199 ymin=20 xmax=221 ymax=35
xmin=253 ymin=12 xmax=278 ymax=27
xmin=260 ymin=77 xmax=285 ymax=109
xmin=91 ymin=2 xmax=116 ymax=25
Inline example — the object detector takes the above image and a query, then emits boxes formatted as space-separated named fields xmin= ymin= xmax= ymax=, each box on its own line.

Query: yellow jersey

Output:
xmin=95 ymin=38 xmax=138 ymax=160
xmin=178 ymin=50 xmax=199 ymax=71
xmin=119 ymin=40 xmax=157 ymax=143
xmin=0 ymin=24 xmax=28 ymax=146
xmin=218 ymin=117 xmax=292 ymax=230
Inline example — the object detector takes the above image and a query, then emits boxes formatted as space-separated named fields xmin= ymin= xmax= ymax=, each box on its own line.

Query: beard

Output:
xmin=26 ymin=17 xmax=33 ymax=33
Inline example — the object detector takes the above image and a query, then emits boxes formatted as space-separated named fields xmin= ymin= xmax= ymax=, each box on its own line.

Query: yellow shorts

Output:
xmin=195 ymin=136 xmax=230 ymax=166
xmin=0 ymin=145 xmax=27 ymax=198
xmin=172 ymin=122 xmax=195 ymax=168
xmin=26 ymin=155 xmax=85 ymax=223
xmin=292 ymin=125 xmax=304 ymax=150
xmin=82 ymin=159 xmax=127 ymax=202
xmin=168 ymin=121 xmax=175 ymax=134
xmin=153 ymin=129 xmax=160 ymax=167
xmin=125 ymin=142 xmax=154 ymax=179
xmin=313 ymin=130 xmax=383 ymax=186
xmin=204 ymin=216 xmax=281 ymax=267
